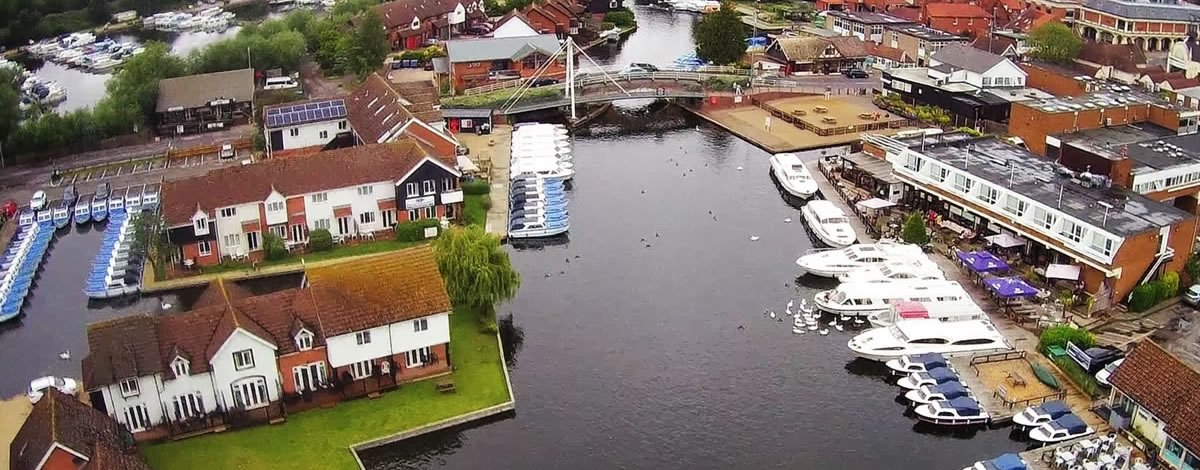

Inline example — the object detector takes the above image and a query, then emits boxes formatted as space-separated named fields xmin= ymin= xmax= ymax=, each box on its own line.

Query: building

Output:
xmin=377 ymin=0 xmax=487 ymax=50
xmin=81 ymin=248 xmax=454 ymax=437
xmin=9 ymin=389 xmax=152 ymax=470
xmin=345 ymin=74 xmax=459 ymax=156
xmin=515 ymin=0 xmax=584 ymax=36
xmin=923 ymin=3 xmax=992 ymax=38
xmin=764 ymin=36 xmax=869 ymax=74
xmin=971 ymin=35 xmax=1021 ymax=59
xmin=582 ymin=0 xmax=623 ymax=15
xmin=882 ymin=44 xmax=1035 ymax=126
xmin=155 ymin=68 xmax=254 ymax=137
xmin=1168 ymin=35 xmax=1200 ymax=79
xmin=1002 ymin=7 xmax=1056 ymax=33
xmin=445 ymin=34 xmax=563 ymax=92
xmin=263 ymin=98 xmax=353 ymax=158
xmin=885 ymin=24 xmax=968 ymax=66
xmin=827 ymin=10 xmax=914 ymax=43
xmin=869 ymin=134 xmax=1196 ymax=304
xmin=161 ymin=141 xmax=462 ymax=267
xmin=865 ymin=41 xmax=916 ymax=69
xmin=1107 ymin=341 xmax=1200 ymax=470
xmin=493 ymin=11 xmax=541 ymax=38
xmin=1076 ymin=42 xmax=1153 ymax=84
xmin=1024 ymin=0 xmax=1078 ymax=25
xmin=1074 ymin=0 xmax=1200 ymax=52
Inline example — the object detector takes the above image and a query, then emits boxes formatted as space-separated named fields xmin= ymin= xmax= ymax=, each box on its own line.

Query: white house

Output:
xmin=928 ymin=43 xmax=1027 ymax=89
xmin=264 ymin=98 xmax=351 ymax=158
xmin=1107 ymin=341 xmax=1200 ymax=470
xmin=492 ymin=12 xmax=539 ymax=38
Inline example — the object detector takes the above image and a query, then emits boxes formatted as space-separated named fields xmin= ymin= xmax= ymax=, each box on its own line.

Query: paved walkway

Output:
xmin=798 ymin=152 xmax=875 ymax=245
xmin=457 ymin=125 xmax=512 ymax=239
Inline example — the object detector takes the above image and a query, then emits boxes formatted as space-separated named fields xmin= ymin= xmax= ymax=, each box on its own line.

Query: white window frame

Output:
xmin=171 ymin=392 xmax=205 ymax=420
xmin=442 ymin=178 xmax=454 ymax=192
xmin=233 ymin=349 xmax=255 ymax=370
xmin=289 ymin=128 xmax=299 ymax=137
xmin=406 ymin=182 xmax=419 ymax=197
xmin=1090 ymin=232 xmax=1114 ymax=256
xmin=314 ymin=219 xmax=330 ymax=231
xmin=270 ymin=225 xmax=287 ymax=239
xmin=424 ymin=206 xmax=435 ymax=219
xmin=223 ymin=233 xmax=241 ymax=249
xmin=1060 ymin=219 xmax=1084 ymax=242
xmin=350 ymin=360 xmax=373 ymax=379
xmin=310 ymin=192 xmax=328 ymax=203
xmin=267 ymin=201 xmax=285 ymax=212
xmin=1003 ymin=195 xmax=1027 ymax=216
xmin=952 ymin=173 xmax=974 ymax=193
xmin=172 ymin=358 xmax=189 ymax=377
xmin=408 ymin=209 xmax=419 ymax=220
xmin=413 ymin=318 xmax=428 ymax=332
xmin=405 ymin=346 xmax=433 ymax=367
xmin=292 ymin=362 xmax=327 ymax=392
xmin=194 ymin=217 xmax=208 ymax=233
xmin=355 ymin=330 xmax=372 ymax=345
xmin=422 ymin=180 xmax=436 ymax=195
xmin=119 ymin=378 xmax=140 ymax=397
xmin=220 ymin=207 xmax=236 ymax=218
xmin=1034 ymin=207 xmax=1055 ymax=230
xmin=296 ymin=330 xmax=313 ymax=351
xmin=319 ymin=130 xmax=328 ymax=139
xmin=338 ymin=120 xmax=348 ymax=130
xmin=357 ymin=185 xmax=374 ymax=196
xmin=231 ymin=377 xmax=268 ymax=410
xmin=198 ymin=240 xmax=212 ymax=257
xmin=977 ymin=184 xmax=998 ymax=204
xmin=123 ymin=404 xmax=151 ymax=432
xmin=359 ymin=211 xmax=376 ymax=225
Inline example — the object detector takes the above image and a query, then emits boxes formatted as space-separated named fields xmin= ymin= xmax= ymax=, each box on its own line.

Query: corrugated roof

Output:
xmin=156 ymin=68 xmax=254 ymax=112
xmin=446 ymin=34 xmax=561 ymax=63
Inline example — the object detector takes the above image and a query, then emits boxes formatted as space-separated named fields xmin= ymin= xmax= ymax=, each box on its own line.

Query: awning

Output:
xmin=1046 ymin=264 xmax=1082 ymax=281
xmin=441 ymin=108 xmax=493 ymax=119
xmin=984 ymin=277 xmax=1039 ymax=298
xmin=985 ymin=233 xmax=1026 ymax=248
xmin=457 ymin=154 xmax=480 ymax=173
xmin=856 ymin=197 xmax=895 ymax=210
xmin=333 ymin=205 xmax=352 ymax=218
xmin=956 ymin=250 xmax=1010 ymax=273
xmin=842 ymin=152 xmax=900 ymax=184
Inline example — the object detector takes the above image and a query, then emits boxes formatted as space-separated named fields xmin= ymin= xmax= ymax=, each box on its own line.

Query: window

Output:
xmin=267 ymin=201 xmax=284 ymax=212
xmin=967 ymin=18 xmax=973 ymax=25
xmin=1060 ymin=219 xmax=1084 ymax=242
xmin=231 ymin=377 xmax=268 ymax=410
xmin=270 ymin=225 xmax=287 ymax=239
xmin=953 ymin=17 xmax=958 ymax=25
xmin=310 ymin=193 xmax=328 ymax=203
xmin=119 ymin=378 xmax=140 ymax=397
xmin=350 ymin=360 xmax=373 ymax=379
xmin=194 ymin=217 xmax=208 ymax=233
xmin=1034 ymin=207 xmax=1055 ymax=230
xmin=983 ymin=77 xmax=992 ymax=87
xmin=413 ymin=318 xmax=428 ymax=332
xmin=405 ymin=346 xmax=433 ymax=367
xmin=337 ymin=216 xmax=351 ymax=235
xmin=422 ymin=180 xmax=436 ymax=195
xmin=904 ymin=153 xmax=923 ymax=172
xmin=293 ymin=362 xmax=327 ymax=392
xmin=319 ymin=130 xmax=328 ymax=139
xmin=442 ymin=178 xmax=455 ymax=192
xmin=291 ymin=224 xmax=306 ymax=242
xmin=296 ymin=330 xmax=313 ymax=351
xmin=223 ymin=233 xmax=241 ymax=248
xmin=382 ymin=209 xmax=396 ymax=227
xmin=355 ymin=330 xmax=372 ymax=345
xmin=172 ymin=358 xmax=189 ymax=377
xmin=247 ymin=232 xmax=260 ymax=251
xmin=338 ymin=120 xmax=348 ymax=130
xmin=408 ymin=209 xmax=419 ymax=220
xmin=198 ymin=240 xmax=212 ymax=257
xmin=233 ymin=349 xmax=254 ymax=370
xmin=314 ymin=219 xmax=330 ymax=231
xmin=172 ymin=393 xmax=205 ymax=421
xmin=289 ymin=128 xmax=299 ymax=137
xmin=953 ymin=173 xmax=974 ymax=193
xmin=977 ymin=185 xmax=998 ymax=204
xmin=220 ymin=208 xmax=236 ymax=218
xmin=952 ymin=338 xmax=996 ymax=345
xmin=406 ymin=182 xmax=419 ymax=197
xmin=1165 ymin=438 xmax=1184 ymax=459
xmin=123 ymin=405 xmax=151 ymax=432
xmin=1003 ymin=195 xmax=1027 ymax=216
xmin=359 ymin=211 xmax=376 ymax=225
xmin=357 ymin=185 xmax=373 ymax=196
xmin=1090 ymin=233 xmax=1114 ymax=256
xmin=424 ymin=206 xmax=436 ymax=219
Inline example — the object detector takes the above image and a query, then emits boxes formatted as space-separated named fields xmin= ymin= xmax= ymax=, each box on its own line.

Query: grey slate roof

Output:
xmin=827 ymin=10 xmax=913 ymax=25
xmin=156 ymin=68 xmax=254 ymax=112
xmin=446 ymin=34 xmax=562 ymax=63
xmin=1081 ymin=0 xmax=1200 ymax=21
xmin=886 ymin=24 xmax=967 ymax=42
xmin=930 ymin=44 xmax=1008 ymax=74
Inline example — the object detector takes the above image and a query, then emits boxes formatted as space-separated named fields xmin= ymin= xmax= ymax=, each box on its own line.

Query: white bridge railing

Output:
xmin=462 ymin=66 xmax=753 ymax=96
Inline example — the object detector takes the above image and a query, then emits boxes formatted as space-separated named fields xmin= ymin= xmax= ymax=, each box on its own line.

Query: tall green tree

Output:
xmin=901 ymin=212 xmax=929 ymax=245
xmin=0 ymin=68 xmax=21 ymax=161
xmin=348 ymin=8 xmax=389 ymax=78
xmin=693 ymin=2 xmax=747 ymax=65
xmin=130 ymin=211 xmax=171 ymax=280
xmin=434 ymin=226 xmax=521 ymax=320
xmin=88 ymin=0 xmax=110 ymax=24
xmin=102 ymin=41 xmax=187 ymax=127
xmin=1027 ymin=23 xmax=1083 ymax=65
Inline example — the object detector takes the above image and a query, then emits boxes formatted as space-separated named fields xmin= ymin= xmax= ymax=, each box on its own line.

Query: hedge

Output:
xmin=462 ymin=180 xmax=490 ymax=195
xmin=1037 ymin=325 xmax=1095 ymax=354
xmin=263 ymin=233 xmax=288 ymax=261
xmin=1129 ymin=272 xmax=1182 ymax=312
xmin=395 ymin=219 xmax=442 ymax=241
xmin=441 ymin=87 xmax=560 ymax=108
xmin=309 ymin=229 xmax=334 ymax=252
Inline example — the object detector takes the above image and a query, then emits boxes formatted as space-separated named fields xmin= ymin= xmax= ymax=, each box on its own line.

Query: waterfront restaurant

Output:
xmin=867 ymin=133 xmax=1197 ymax=307
xmin=155 ymin=68 xmax=254 ymax=137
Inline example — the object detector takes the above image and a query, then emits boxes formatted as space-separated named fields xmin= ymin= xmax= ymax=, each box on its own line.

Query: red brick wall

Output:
xmin=1009 ymin=103 xmax=1153 ymax=156
xmin=278 ymin=348 xmax=329 ymax=395
xmin=43 ymin=448 xmax=81 ymax=470
xmin=182 ymin=239 xmax=220 ymax=266
xmin=396 ymin=203 xmax=457 ymax=222
xmin=406 ymin=121 xmax=459 ymax=156
xmin=1147 ymin=105 xmax=1182 ymax=131
xmin=928 ymin=16 xmax=990 ymax=38
xmin=1021 ymin=64 xmax=1088 ymax=97
xmin=1101 ymin=217 xmax=1197 ymax=300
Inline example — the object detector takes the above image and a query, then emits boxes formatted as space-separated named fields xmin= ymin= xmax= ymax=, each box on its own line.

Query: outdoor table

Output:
xmin=1080 ymin=439 xmax=1099 ymax=457
xmin=1083 ymin=461 xmax=1101 ymax=470
xmin=1098 ymin=454 xmax=1117 ymax=467
xmin=1055 ymin=451 xmax=1077 ymax=468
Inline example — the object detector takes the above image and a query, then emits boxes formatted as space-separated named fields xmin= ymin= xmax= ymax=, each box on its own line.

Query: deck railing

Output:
xmin=969 ymin=350 xmax=1026 ymax=366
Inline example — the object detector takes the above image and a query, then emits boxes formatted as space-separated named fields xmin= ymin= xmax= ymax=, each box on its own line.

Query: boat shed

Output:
xmin=443 ymin=108 xmax=493 ymax=133
xmin=155 ymin=68 xmax=255 ymax=136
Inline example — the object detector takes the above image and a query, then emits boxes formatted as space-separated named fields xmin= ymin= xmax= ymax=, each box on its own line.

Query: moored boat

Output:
xmin=1012 ymin=400 xmax=1072 ymax=428
xmin=795 ymin=242 xmax=924 ymax=277
xmin=801 ymin=200 xmax=856 ymax=247
xmin=73 ymin=196 xmax=91 ymax=224
xmin=848 ymin=319 xmax=1011 ymax=361
xmin=769 ymin=153 xmax=818 ymax=199
xmin=866 ymin=299 xmax=988 ymax=328
xmin=962 ymin=453 xmax=1027 ymax=470
xmin=885 ymin=352 xmax=951 ymax=376
xmin=1029 ymin=414 xmax=1094 ymax=443
xmin=904 ymin=380 xmax=972 ymax=405
xmin=913 ymin=396 xmax=989 ymax=425
xmin=52 ymin=201 xmax=71 ymax=229
xmin=897 ymin=367 xmax=959 ymax=390
xmin=814 ymin=280 xmax=970 ymax=317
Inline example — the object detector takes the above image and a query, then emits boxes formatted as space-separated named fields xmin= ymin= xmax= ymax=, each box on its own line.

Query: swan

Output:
xmin=854 ymin=317 xmax=865 ymax=325
xmin=793 ymin=326 xmax=806 ymax=334
xmin=819 ymin=328 xmax=829 ymax=335
xmin=786 ymin=299 xmax=793 ymax=310
xmin=808 ymin=324 xmax=818 ymax=330
xmin=749 ymin=236 xmax=760 ymax=241
xmin=736 ymin=166 xmax=743 ymax=171
xmin=840 ymin=315 xmax=850 ymax=322
xmin=769 ymin=310 xmax=776 ymax=319
xmin=161 ymin=301 xmax=173 ymax=310
xmin=59 ymin=350 xmax=70 ymax=360
xmin=828 ymin=320 xmax=837 ymax=326
xmin=784 ymin=217 xmax=792 ymax=223
xmin=834 ymin=323 xmax=844 ymax=331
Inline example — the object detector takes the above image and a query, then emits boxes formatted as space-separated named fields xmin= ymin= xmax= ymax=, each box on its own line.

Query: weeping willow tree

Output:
xmin=434 ymin=226 xmax=521 ymax=321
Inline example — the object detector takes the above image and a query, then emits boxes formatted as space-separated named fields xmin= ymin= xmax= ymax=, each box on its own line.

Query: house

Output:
xmin=493 ymin=11 xmax=540 ymax=38
xmin=1107 ymin=341 xmax=1200 ymax=469
xmin=9 ymin=388 xmax=152 ymax=470
xmin=872 ymin=134 xmax=1197 ymax=302
xmin=971 ymin=35 xmax=1020 ymax=59
xmin=80 ymin=247 xmax=454 ymax=437
xmin=155 ymin=68 xmax=254 ymax=137
xmin=827 ymin=10 xmax=914 ymax=43
xmin=516 ymin=0 xmax=584 ymax=36
xmin=1168 ymin=34 xmax=1200 ymax=78
xmin=924 ymin=3 xmax=992 ymax=38
xmin=928 ymin=43 xmax=1026 ymax=88
xmin=865 ymin=41 xmax=915 ymax=69
xmin=346 ymin=74 xmax=459 ymax=156
xmin=1076 ymin=42 xmax=1152 ymax=84
xmin=582 ymin=0 xmax=623 ymax=15
xmin=1074 ymin=0 xmax=1200 ymax=52
xmin=765 ymin=36 xmax=869 ymax=74
xmin=885 ymin=24 xmax=968 ymax=66
xmin=263 ymin=97 xmax=353 ymax=158
xmin=1001 ymin=7 xmax=1054 ymax=33
xmin=445 ymin=34 xmax=563 ymax=92
xmin=161 ymin=141 xmax=462 ymax=266
xmin=882 ymin=44 xmax=1031 ymax=125
xmin=1024 ymin=0 xmax=1078 ymax=24
xmin=377 ymin=0 xmax=488 ymax=50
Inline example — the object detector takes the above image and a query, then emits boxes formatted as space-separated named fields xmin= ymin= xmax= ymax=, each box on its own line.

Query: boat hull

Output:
xmin=914 ymin=414 xmax=990 ymax=426
xmin=508 ymin=224 xmax=569 ymax=239
xmin=1029 ymin=427 xmax=1094 ymax=443
xmin=801 ymin=205 xmax=856 ymax=248
xmin=855 ymin=346 xmax=1011 ymax=363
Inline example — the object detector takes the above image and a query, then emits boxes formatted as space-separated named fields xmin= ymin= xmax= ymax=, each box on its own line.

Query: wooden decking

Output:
xmin=953 ymin=352 xmax=1110 ymax=430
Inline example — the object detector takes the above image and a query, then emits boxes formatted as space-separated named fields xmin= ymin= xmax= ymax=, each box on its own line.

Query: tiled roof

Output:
xmin=156 ymin=68 xmax=254 ymax=112
xmin=347 ymin=74 xmax=417 ymax=145
xmin=866 ymin=42 xmax=912 ymax=63
xmin=82 ymin=315 xmax=163 ymax=389
xmin=771 ymin=36 xmax=868 ymax=61
xmin=160 ymin=140 xmax=430 ymax=226
xmin=10 ymin=389 xmax=152 ymax=470
xmin=306 ymin=246 xmax=452 ymax=337
xmin=1110 ymin=341 xmax=1200 ymax=453
xmin=1166 ymin=76 xmax=1200 ymax=89
xmin=377 ymin=0 xmax=484 ymax=29
xmin=1081 ymin=0 xmax=1200 ymax=21
xmin=1002 ymin=8 xmax=1052 ymax=32
xmin=1078 ymin=43 xmax=1148 ymax=73
xmin=201 ymin=278 xmax=279 ymax=361
xmin=930 ymin=43 xmax=1009 ymax=73
xmin=926 ymin=3 xmax=991 ymax=17
xmin=828 ymin=36 xmax=869 ymax=58
xmin=156 ymin=306 xmax=224 ymax=378
xmin=236 ymin=289 xmax=326 ymax=356
xmin=971 ymin=36 xmax=1017 ymax=56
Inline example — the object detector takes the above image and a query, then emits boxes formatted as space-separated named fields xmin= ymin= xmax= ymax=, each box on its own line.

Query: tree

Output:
xmin=130 ymin=212 xmax=171 ymax=279
xmin=693 ymin=2 xmax=747 ymax=65
xmin=263 ymin=233 xmax=288 ymax=261
xmin=87 ymin=0 xmax=109 ymax=25
xmin=1185 ymin=253 xmax=1200 ymax=283
xmin=102 ymin=41 xmax=187 ymax=127
xmin=0 ymin=68 xmax=21 ymax=159
xmin=901 ymin=212 xmax=929 ymax=245
xmin=434 ymin=226 xmax=521 ymax=320
xmin=346 ymin=8 xmax=389 ymax=78
xmin=1027 ymin=23 xmax=1082 ymax=65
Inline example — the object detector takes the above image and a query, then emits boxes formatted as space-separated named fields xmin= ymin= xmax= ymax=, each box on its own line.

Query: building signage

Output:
xmin=406 ymin=196 xmax=435 ymax=209
xmin=208 ymin=99 xmax=231 ymax=106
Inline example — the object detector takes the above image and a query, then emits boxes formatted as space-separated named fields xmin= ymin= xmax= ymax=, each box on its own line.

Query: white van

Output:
xmin=263 ymin=76 xmax=298 ymax=90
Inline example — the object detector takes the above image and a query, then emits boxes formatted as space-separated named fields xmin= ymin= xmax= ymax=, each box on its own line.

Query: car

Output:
xmin=1185 ymin=284 xmax=1200 ymax=307
xmin=531 ymin=78 xmax=560 ymax=87
xmin=263 ymin=76 xmax=299 ymax=90
xmin=220 ymin=143 xmax=235 ymax=159
xmin=28 ymin=376 xmax=78 ymax=403
xmin=29 ymin=190 xmax=47 ymax=211
xmin=628 ymin=62 xmax=659 ymax=72
xmin=390 ymin=61 xmax=404 ymax=70
xmin=1 ymin=200 xmax=17 ymax=219
xmin=842 ymin=68 xmax=870 ymax=79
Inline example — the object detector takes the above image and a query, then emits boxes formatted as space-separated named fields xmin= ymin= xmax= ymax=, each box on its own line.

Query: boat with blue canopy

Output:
xmin=73 ymin=194 xmax=91 ymax=224
xmin=898 ymin=366 xmax=959 ymax=390
xmin=963 ymin=453 xmax=1027 ymax=470
xmin=1013 ymin=400 xmax=1072 ymax=428
xmin=52 ymin=200 xmax=71 ymax=229
xmin=886 ymin=353 xmax=951 ymax=376
xmin=1029 ymin=413 xmax=1094 ymax=442
xmin=905 ymin=380 xmax=972 ymax=405
xmin=914 ymin=396 xmax=989 ymax=425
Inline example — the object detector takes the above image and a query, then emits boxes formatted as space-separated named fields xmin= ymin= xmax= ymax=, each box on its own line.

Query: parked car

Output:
xmin=220 ymin=143 xmax=235 ymax=159
xmin=28 ymin=376 xmax=78 ymax=403
xmin=29 ymin=190 xmax=47 ymax=211
xmin=263 ymin=76 xmax=298 ymax=90
xmin=531 ymin=78 xmax=560 ymax=87
xmin=628 ymin=62 xmax=659 ymax=72
xmin=842 ymin=68 xmax=869 ymax=79
xmin=1185 ymin=284 xmax=1200 ymax=307
xmin=1 ymin=200 xmax=17 ymax=219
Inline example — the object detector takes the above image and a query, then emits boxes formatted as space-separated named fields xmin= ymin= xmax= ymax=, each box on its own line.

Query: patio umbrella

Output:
xmin=1045 ymin=264 xmax=1081 ymax=281
xmin=985 ymin=233 xmax=1026 ymax=249
xmin=855 ymin=197 xmax=895 ymax=211
xmin=955 ymin=250 xmax=1010 ymax=273
xmin=984 ymin=277 xmax=1039 ymax=298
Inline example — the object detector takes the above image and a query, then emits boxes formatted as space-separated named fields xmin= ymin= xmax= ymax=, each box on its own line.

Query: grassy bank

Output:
xmin=465 ymin=193 xmax=488 ymax=228
xmin=199 ymin=238 xmax=429 ymax=275
xmin=141 ymin=307 xmax=510 ymax=470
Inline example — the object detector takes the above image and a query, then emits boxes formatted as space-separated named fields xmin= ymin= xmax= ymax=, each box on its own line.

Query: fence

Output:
xmin=994 ymin=387 xmax=1067 ymax=410
xmin=166 ymin=138 xmax=253 ymax=160
xmin=969 ymin=350 xmax=1026 ymax=366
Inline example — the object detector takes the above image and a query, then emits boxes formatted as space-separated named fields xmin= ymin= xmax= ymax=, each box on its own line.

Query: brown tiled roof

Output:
xmin=161 ymin=140 xmax=430 ymax=226
xmin=926 ymin=3 xmax=991 ymax=18
xmin=377 ymin=0 xmax=457 ymax=29
xmin=156 ymin=68 xmax=254 ymax=112
xmin=1079 ymin=43 xmax=1147 ymax=73
xmin=156 ymin=306 xmax=224 ymax=378
xmin=202 ymin=278 xmax=278 ymax=360
xmin=10 ymin=389 xmax=152 ymax=470
xmin=306 ymin=246 xmax=452 ymax=337
xmin=347 ymin=74 xmax=419 ymax=145
xmin=866 ymin=42 xmax=912 ymax=63
xmin=82 ymin=315 xmax=163 ymax=390
xmin=1003 ymin=8 xmax=1052 ymax=32
xmin=1166 ymin=76 xmax=1200 ymax=89
xmin=828 ymin=36 xmax=869 ymax=58
xmin=236 ymin=289 xmax=325 ymax=356
xmin=1110 ymin=341 xmax=1200 ymax=453
xmin=192 ymin=278 xmax=254 ymax=309
xmin=971 ymin=36 xmax=1017 ymax=56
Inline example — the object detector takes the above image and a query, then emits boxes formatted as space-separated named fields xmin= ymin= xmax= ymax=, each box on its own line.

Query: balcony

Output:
xmin=441 ymin=189 xmax=464 ymax=204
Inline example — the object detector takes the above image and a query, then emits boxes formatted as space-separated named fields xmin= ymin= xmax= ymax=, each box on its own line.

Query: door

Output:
xmin=232 ymin=377 xmax=268 ymax=409
xmin=123 ymin=405 xmax=151 ymax=432
xmin=290 ymin=224 xmax=305 ymax=243
xmin=382 ymin=209 xmax=395 ymax=227
xmin=246 ymin=232 xmax=260 ymax=251
xmin=293 ymin=363 xmax=326 ymax=392
xmin=337 ymin=216 xmax=351 ymax=235
xmin=270 ymin=130 xmax=284 ymax=150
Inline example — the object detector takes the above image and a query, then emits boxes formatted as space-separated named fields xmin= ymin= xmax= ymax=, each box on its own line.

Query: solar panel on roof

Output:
xmin=266 ymin=99 xmax=349 ymax=129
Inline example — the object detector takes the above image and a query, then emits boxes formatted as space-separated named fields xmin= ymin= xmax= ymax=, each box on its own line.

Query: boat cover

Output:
xmin=983 ymin=454 xmax=1026 ymax=470
xmin=912 ymin=353 xmax=946 ymax=367
xmin=933 ymin=381 xmax=968 ymax=399
xmin=948 ymin=396 xmax=980 ymax=414
xmin=927 ymin=367 xmax=957 ymax=383
xmin=897 ymin=301 xmax=930 ymax=319
xmin=1036 ymin=400 xmax=1070 ymax=419
xmin=1049 ymin=414 xmax=1086 ymax=434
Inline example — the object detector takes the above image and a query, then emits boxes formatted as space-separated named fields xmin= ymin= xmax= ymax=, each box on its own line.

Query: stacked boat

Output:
xmin=83 ymin=209 xmax=143 ymax=299
xmin=0 ymin=214 xmax=55 ymax=322
xmin=508 ymin=123 xmax=572 ymax=239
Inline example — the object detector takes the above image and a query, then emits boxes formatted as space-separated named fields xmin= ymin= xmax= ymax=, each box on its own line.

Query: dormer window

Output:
xmin=295 ymin=329 xmax=313 ymax=351
xmin=194 ymin=217 xmax=208 ymax=233
xmin=172 ymin=357 xmax=190 ymax=377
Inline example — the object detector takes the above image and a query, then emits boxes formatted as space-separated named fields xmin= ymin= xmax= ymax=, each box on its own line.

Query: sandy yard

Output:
xmin=695 ymin=95 xmax=914 ymax=153
xmin=0 ymin=394 xmax=34 ymax=468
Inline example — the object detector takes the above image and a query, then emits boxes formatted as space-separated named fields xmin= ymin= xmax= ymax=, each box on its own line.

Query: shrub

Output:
xmin=462 ymin=180 xmax=490 ymax=195
xmin=309 ymin=228 xmax=334 ymax=251
xmin=901 ymin=212 xmax=929 ymax=245
xmin=600 ymin=21 xmax=615 ymax=31
xmin=1129 ymin=283 xmax=1159 ymax=312
xmin=263 ymin=233 xmax=288 ymax=261
xmin=1053 ymin=355 xmax=1103 ymax=398
xmin=604 ymin=8 xmax=635 ymax=28
xmin=1038 ymin=325 xmax=1095 ymax=354
xmin=395 ymin=218 xmax=442 ymax=242
xmin=422 ymin=45 xmax=446 ymax=61
xmin=442 ymin=86 xmax=560 ymax=108
xmin=1160 ymin=271 xmax=1180 ymax=299
xmin=399 ymin=50 xmax=424 ymax=61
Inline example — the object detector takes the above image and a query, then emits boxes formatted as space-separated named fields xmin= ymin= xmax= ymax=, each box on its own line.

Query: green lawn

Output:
xmin=465 ymin=193 xmax=488 ymax=228
xmin=200 ymin=238 xmax=430 ymax=275
xmin=141 ymin=308 xmax=510 ymax=470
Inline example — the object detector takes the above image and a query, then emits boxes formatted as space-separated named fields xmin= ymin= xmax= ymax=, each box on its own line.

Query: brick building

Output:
xmin=885 ymin=24 xmax=968 ymax=66
xmin=377 ymin=0 xmax=487 ymax=50
xmin=827 ymin=10 xmax=913 ymax=43
xmin=924 ymin=3 xmax=993 ymax=38
xmin=1074 ymin=0 xmax=1200 ymax=52
xmin=445 ymin=34 xmax=563 ymax=92
xmin=9 ymin=388 xmax=152 ymax=470
xmin=155 ymin=68 xmax=254 ymax=137
xmin=1107 ymin=341 xmax=1200 ymax=470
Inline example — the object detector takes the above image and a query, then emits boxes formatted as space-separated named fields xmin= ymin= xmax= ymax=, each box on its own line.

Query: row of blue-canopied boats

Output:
xmin=83 ymin=208 xmax=144 ymax=300
xmin=68 ymin=183 xmax=160 ymax=228
xmin=0 ymin=218 xmax=56 ymax=323
xmin=508 ymin=123 xmax=572 ymax=239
